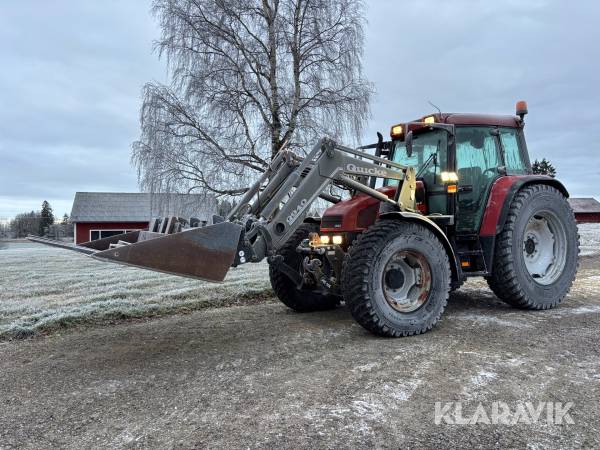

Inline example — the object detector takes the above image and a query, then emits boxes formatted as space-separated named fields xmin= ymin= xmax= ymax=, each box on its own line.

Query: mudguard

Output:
xmin=479 ymin=175 xmax=569 ymax=237
xmin=378 ymin=211 xmax=460 ymax=284
xmin=478 ymin=175 xmax=569 ymax=274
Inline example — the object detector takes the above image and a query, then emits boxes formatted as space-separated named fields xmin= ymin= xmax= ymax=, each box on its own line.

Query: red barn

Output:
xmin=568 ymin=198 xmax=600 ymax=224
xmin=70 ymin=192 xmax=216 ymax=244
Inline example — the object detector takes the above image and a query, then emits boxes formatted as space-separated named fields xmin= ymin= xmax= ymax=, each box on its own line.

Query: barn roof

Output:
xmin=71 ymin=192 xmax=216 ymax=223
xmin=568 ymin=197 xmax=600 ymax=214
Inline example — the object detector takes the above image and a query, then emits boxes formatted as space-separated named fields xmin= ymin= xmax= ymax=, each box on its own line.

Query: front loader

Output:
xmin=31 ymin=101 xmax=580 ymax=337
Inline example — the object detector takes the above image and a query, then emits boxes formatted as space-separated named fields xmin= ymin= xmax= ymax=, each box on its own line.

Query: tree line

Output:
xmin=1 ymin=201 xmax=73 ymax=239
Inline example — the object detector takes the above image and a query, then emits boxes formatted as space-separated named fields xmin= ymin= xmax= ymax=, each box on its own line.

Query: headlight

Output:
xmin=332 ymin=235 xmax=343 ymax=245
xmin=320 ymin=235 xmax=331 ymax=245
xmin=390 ymin=124 xmax=404 ymax=139
xmin=440 ymin=171 xmax=459 ymax=183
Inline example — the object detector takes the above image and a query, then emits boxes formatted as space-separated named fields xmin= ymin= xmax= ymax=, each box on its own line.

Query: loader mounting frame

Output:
xmin=227 ymin=138 xmax=417 ymax=266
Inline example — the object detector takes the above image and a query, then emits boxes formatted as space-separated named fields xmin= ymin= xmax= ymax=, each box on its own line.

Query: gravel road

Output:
xmin=1 ymin=255 xmax=599 ymax=449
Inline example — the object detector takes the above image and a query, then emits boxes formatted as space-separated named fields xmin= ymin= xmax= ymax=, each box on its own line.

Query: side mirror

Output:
xmin=375 ymin=131 xmax=384 ymax=157
xmin=405 ymin=130 xmax=413 ymax=157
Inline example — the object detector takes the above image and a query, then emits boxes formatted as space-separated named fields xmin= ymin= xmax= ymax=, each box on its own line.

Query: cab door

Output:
xmin=389 ymin=129 xmax=449 ymax=215
xmin=454 ymin=127 xmax=503 ymax=233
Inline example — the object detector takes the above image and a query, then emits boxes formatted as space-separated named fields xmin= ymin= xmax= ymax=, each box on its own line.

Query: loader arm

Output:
xmin=30 ymin=138 xmax=416 ymax=282
xmin=231 ymin=138 xmax=416 ymax=263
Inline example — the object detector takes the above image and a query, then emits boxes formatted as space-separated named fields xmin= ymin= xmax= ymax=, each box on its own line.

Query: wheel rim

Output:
xmin=382 ymin=250 xmax=432 ymax=313
xmin=522 ymin=211 xmax=568 ymax=285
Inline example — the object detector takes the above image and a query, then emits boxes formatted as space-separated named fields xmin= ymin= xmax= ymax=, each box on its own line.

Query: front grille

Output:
xmin=321 ymin=215 xmax=343 ymax=229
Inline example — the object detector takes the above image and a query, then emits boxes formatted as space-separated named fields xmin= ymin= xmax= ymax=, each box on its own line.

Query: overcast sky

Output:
xmin=1 ymin=0 xmax=599 ymax=219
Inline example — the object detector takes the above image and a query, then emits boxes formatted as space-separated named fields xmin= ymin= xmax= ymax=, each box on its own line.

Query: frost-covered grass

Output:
xmin=1 ymin=223 xmax=599 ymax=340
xmin=0 ymin=241 xmax=271 ymax=339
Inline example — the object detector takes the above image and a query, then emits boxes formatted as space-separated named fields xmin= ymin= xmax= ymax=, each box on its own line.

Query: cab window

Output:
xmin=455 ymin=127 xmax=502 ymax=232
xmin=499 ymin=127 xmax=528 ymax=174
xmin=391 ymin=129 xmax=447 ymax=188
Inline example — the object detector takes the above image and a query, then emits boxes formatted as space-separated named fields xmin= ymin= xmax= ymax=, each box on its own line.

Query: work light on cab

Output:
xmin=390 ymin=124 xmax=403 ymax=139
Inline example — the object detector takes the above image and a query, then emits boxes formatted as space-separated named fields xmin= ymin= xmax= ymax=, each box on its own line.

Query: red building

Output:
xmin=569 ymin=198 xmax=600 ymax=223
xmin=70 ymin=192 xmax=216 ymax=244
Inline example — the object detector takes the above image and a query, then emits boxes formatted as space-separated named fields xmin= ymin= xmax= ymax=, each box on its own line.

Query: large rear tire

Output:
xmin=342 ymin=221 xmax=451 ymax=337
xmin=486 ymin=184 xmax=579 ymax=309
xmin=269 ymin=223 xmax=340 ymax=312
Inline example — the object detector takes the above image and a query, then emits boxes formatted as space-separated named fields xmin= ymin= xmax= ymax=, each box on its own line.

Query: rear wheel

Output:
xmin=487 ymin=184 xmax=579 ymax=309
xmin=269 ymin=223 xmax=339 ymax=312
xmin=342 ymin=221 xmax=451 ymax=337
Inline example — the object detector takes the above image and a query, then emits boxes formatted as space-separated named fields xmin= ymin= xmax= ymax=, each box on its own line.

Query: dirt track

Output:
xmin=1 ymin=257 xmax=599 ymax=449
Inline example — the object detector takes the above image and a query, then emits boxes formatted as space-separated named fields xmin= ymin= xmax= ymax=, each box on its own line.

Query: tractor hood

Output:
xmin=320 ymin=185 xmax=397 ymax=233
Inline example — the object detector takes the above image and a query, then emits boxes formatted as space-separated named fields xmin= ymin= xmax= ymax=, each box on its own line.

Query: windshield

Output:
xmin=390 ymin=129 xmax=447 ymax=186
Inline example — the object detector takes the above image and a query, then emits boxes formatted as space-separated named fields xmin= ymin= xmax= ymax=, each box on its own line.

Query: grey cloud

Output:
xmin=362 ymin=0 xmax=600 ymax=197
xmin=0 ymin=0 xmax=598 ymax=219
xmin=0 ymin=0 xmax=165 ymax=218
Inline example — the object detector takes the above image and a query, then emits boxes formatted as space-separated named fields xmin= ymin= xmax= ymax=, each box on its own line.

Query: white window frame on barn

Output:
xmin=89 ymin=229 xmax=136 ymax=241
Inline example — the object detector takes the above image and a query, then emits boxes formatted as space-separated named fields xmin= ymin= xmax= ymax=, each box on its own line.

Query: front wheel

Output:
xmin=342 ymin=221 xmax=451 ymax=337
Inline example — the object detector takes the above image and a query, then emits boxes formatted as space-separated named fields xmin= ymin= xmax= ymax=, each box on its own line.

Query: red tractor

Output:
xmin=32 ymin=101 xmax=580 ymax=337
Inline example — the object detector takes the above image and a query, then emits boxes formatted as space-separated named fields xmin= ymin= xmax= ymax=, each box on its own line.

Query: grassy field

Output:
xmin=0 ymin=241 xmax=272 ymax=339
xmin=1 ymin=223 xmax=599 ymax=340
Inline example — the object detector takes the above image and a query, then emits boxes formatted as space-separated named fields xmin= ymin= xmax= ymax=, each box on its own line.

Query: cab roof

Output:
xmin=423 ymin=113 xmax=521 ymax=128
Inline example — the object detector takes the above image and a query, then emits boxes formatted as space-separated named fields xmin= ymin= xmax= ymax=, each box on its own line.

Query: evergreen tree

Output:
xmin=62 ymin=213 xmax=69 ymax=224
xmin=532 ymin=158 xmax=557 ymax=178
xmin=39 ymin=200 xmax=54 ymax=236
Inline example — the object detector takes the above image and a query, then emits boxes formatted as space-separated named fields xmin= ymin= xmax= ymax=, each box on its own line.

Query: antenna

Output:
xmin=428 ymin=100 xmax=442 ymax=115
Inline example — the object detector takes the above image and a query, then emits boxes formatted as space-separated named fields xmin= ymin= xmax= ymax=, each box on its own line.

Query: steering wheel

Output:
xmin=482 ymin=167 xmax=498 ymax=176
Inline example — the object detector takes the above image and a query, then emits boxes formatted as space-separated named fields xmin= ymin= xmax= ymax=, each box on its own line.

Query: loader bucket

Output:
xmin=91 ymin=222 xmax=244 ymax=282
xmin=79 ymin=230 xmax=142 ymax=251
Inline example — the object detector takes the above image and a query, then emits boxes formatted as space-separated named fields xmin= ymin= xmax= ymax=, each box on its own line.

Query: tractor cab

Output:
xmin=387 ymin=110 xmax=532 ymax=232
xmin=322 ymin=104 xmax=532 ymax=240
xmin=320 ymin=102 xmax=538 ymax=275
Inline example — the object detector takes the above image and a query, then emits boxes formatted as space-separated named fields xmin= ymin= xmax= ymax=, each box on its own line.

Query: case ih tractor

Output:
xmin=32 ymin=101 xmax=579 ymax=337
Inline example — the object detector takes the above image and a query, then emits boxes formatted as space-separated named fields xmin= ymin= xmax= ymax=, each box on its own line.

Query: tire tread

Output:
xmin=486 ymin=184 xmax=580 ymax=309
xmin=343 ymin=220 xmax=451 ymax=337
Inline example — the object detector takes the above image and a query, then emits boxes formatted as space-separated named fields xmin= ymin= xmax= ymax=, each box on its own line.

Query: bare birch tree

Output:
xmin=132 ymin=0 xmax=373 ymax=197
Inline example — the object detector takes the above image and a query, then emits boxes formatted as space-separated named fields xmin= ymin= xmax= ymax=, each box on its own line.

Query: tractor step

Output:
xmin=457 ymin=246 xmax=489 ymax=274
xmin=463 ymin=270 xmax=489 ymax=277
xmin=458 ymin=250 xmax=485 ymax=256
